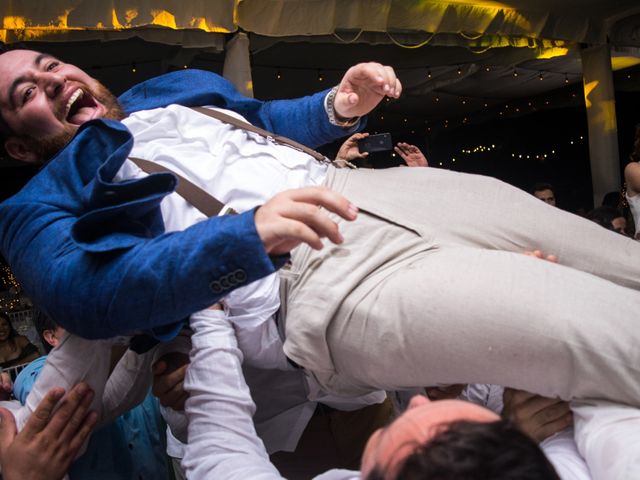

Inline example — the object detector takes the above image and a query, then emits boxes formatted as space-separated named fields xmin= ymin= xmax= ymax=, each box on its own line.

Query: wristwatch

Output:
xmin=325 ymin=86 xmax=360 ymax=128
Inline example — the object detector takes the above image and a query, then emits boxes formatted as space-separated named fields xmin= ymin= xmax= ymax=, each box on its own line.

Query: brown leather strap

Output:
xmin=129 ymin=106 xmax=330 ymax=217
xmin=191 ymin=106 xmax=328 ymax=163
xmin=129 ymin=157 xmax=234 ymax=217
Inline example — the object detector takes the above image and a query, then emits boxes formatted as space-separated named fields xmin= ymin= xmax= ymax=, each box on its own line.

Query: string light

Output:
xmin=131 ymin=62 xmax=137 ymax=73
xmin=317 ymin=70 xmax=324 ymax=82
xmin=276 ymin=68 xmax=282 ymax=80
xmin=513 ymin=69 xmax=518 ymax=77
xmin=0 ymin=264 xmax=22 ymax=312
xmin=427 ymin=69 xmax=432 ymax=78
xmin=539 ymin=72 xmax=544 ymax=81
xmin=457 ymin=65 xmax=462 ymax=75
xmin=564 ymin=74 xmax=569 ymax=84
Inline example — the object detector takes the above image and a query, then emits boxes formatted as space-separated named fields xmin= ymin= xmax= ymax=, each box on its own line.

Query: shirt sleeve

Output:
xmin=224 ymin=274 xmax=290 ymax=371
xmin=183 ymin=309 xmax=285 ymax=479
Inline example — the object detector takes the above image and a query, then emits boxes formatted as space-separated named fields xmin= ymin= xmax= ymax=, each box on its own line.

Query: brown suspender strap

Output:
xmin=129 ymin=106 xmax=331 ymax=217
xmin=191 ymin=106 xmax=328 ymax=163
xmin=129 ymin=157 xmax=233 ymax=218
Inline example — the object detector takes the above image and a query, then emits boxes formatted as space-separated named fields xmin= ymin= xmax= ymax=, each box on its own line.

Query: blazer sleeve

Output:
xmin=118 ymin=69 xmax=364 ymax=149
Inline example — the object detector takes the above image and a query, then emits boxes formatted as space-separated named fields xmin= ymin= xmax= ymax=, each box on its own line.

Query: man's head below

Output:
xmin=0 ymin=49 xmax=124 ymax=165
xmin=531 ymin=182 xmax=556 ymax=207
xmin=361 ymin=395 xmax=559 ymax=480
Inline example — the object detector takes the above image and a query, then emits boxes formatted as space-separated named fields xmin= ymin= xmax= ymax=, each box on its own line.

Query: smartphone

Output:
xmin=358 ymin=133 xmax=393 ymax=153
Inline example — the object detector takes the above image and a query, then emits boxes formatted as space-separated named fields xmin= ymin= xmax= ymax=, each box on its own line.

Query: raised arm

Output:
xmin=183 ymin=308 xmax=284 ymax=479
xmin=119 ymin=63 xmax=401 ymax=148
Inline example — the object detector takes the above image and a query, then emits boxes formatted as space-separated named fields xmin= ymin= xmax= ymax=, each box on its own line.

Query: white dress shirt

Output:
xmin=118 ymin=105 xmax=385 ymax=456
xmin=184 ymin=309 xmax=359 ymax=479
xmin=463 ymin=384 xmax=591 ymax=480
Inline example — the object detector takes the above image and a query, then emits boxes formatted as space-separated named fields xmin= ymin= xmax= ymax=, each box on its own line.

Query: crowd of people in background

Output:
xmin=0 ymin=47 xmax=639 ymax=480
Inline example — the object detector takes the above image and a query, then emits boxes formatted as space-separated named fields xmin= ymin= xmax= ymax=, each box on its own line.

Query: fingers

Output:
xmin=152 ymin=359 xmax=168 ymax=377
xmin=256 ymin=187 xmax=358 ymax=255
xmin=20 ymin=387 xmax=65 ymax=440
xmin=153 ymin=363 xmax=189 ymax=410
xmin=44 ymin=384 xmax=94 ymax=441
xmin=425 ymin=384 xmax=466 ymax=401
xmin=523 ymin=250 xmax=558 ymax=262
xmin=58 ymin=384 xmax=97 ymax=445
xmin=532 ymin=411 xmax=573 ymax=442
xmin=336 ymin=63 xmax=402 ymax=117
xmin=364 ymin=64 xmax=401 ymax=98
xmin=66 ymin=409 xmax=98 ymax=456
xmin=0 ymin=407 xmax=17 ymax=456
xmin=350 ymin=132 xmax=369 ymax=141
xmin=0 ymin=373 xmax=11 ymax=392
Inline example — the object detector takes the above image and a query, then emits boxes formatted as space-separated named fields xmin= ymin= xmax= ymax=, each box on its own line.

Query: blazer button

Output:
xmin=234 ymin=270 xmax=247 ymax=282
xmin=220 ymin=277 xmax=231 ymax=289
xmin=209 ymin=281 xmax=222 ymax=293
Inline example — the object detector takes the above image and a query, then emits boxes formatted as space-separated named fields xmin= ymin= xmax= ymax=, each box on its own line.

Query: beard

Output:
xmin=21 ymin=80 xmax=126 ymax=165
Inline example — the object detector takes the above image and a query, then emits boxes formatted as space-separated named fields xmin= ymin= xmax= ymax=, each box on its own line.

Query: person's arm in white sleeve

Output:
xmin=183 ymin=308 xmax=285 ymax=479
xmin=224 ymin=274 xmax=291 ymax=371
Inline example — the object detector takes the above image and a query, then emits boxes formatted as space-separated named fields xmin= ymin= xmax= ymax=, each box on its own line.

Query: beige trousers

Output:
xmin=282 ymin=166 xmax=640 ymax=404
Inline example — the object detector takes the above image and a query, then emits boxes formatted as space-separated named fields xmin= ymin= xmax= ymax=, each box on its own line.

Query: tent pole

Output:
xmin=223 ymin=32 xmax=254 ymax=98
xmin=580 ymin=44 xmax=620 ymax=207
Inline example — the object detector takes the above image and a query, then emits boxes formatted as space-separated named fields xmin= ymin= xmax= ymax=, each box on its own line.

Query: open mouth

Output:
xmin=65 ymin=88 xmax=100 ymax=125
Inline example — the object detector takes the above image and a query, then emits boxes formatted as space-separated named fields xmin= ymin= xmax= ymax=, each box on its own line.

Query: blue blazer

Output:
xmin=0 ymin=70 xmax=360 ymax=339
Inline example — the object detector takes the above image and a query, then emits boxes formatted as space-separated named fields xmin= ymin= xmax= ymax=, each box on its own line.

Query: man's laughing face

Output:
xmin=0 ymin=49 xmax=124 ymax=164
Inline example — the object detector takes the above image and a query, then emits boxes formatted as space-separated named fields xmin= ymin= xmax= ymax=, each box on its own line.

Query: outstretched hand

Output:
xmin=503 ymin=388 xmax=572 ymax=443
xmin=255 ymin=186 xmax=358 ymax=256
xmin=0 ymin=383 xmax=98 ymax=480
xmin=336 ymin=132 xmax=369 ymax=162
xmin=0 ymin=372 xmax=12 ymax=401
xmin=152 ymin=352 xmax=190 ymax=412
xmin=395 ymin=142 xmax=428 ymax=167
xmin=334 ymin=62 xmax=402 ymax=119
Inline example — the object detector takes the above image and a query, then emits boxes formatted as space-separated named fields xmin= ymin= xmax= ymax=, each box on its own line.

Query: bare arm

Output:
xmin=624 ymin=162 xmax=640 ymax=196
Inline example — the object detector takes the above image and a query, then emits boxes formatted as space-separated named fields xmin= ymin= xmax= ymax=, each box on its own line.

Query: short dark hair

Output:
xmin=531 ymin=182 xmax=554 ymax=195
xmin=586 ymin=206 xmax=624 ymax=232
xmin=32 ymin=308 xmax=58 ymax=353
xmin=365 ymin=420 xmax=559 ymax=480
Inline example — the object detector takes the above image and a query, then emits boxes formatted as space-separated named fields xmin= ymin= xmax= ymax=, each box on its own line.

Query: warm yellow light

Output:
xmin=111 ymin=8 xmax=123 ymax=28
xmin=611 ymin=56 xmax=640 ymax=71
xmin=536 ymin=47 xmax=569 ymax=60
xmin=583 ymin=80 xmax=598 ymax=109
xmin=3 ymin=16 xmax=26 ymax=29
xmin=151 ymin=10 xmax=177 ymax=29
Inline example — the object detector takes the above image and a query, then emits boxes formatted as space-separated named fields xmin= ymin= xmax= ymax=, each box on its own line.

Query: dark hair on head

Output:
xmin=531 ymin=182 xmax=554 ymax=195
xmin=365 ymin=420 xmax=559 ymax=480
xmin=32 ymin=308 xmax=58 ymax=353
xmin=586 ymin=205 xmax=624 ymax=232
xmin=601 ymin=191 xmax=622 ymax=208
